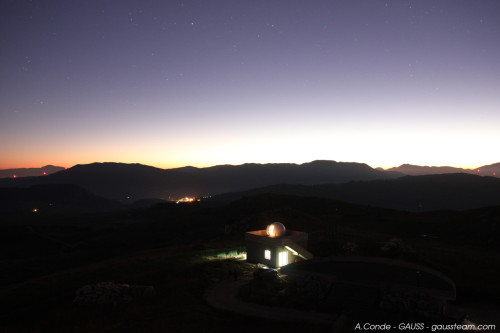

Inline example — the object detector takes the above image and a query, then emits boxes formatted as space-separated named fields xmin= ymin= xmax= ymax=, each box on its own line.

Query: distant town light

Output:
xmin=13 ymin=174 xmax=17 ymax=178
xmin=32 ymin=208 xmax=38 ymax=213
xmin=43 ymin=172 xmax=47 ymax=175
xmin=176 ymin=196 xmax=198 ymax=203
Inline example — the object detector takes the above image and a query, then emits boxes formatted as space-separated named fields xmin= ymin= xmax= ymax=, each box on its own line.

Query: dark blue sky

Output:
xmin=1 ymin=0 xmax=499 ymax=168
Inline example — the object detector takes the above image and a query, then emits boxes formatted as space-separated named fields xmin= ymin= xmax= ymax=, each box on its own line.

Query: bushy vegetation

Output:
xmin=238 ymin=274 xmax=289 ymax=306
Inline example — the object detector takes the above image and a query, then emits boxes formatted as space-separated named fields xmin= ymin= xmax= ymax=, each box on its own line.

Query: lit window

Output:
xmin=264 ymin=250 xmax=271 ymax=260
xmin=278 ymin=251 xmax=288 ymax=267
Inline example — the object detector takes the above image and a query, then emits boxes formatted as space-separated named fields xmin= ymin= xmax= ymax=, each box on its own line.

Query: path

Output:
xmin=204 ymin=276 xmax=342 ymax=327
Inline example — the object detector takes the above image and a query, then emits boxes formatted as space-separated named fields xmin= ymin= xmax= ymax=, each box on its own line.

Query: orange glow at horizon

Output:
xmin=0 ymin=156 xmax=495 ymax=172
xmin=0 ymin=123 xmax=497 ymax=171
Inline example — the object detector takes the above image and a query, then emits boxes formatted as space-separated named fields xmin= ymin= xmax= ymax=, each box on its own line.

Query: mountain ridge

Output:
xmin=0 ymin=165 xmax=65 ymax=178
xmin=388 ymin=163 xmax=499 ymax=176
xmin=0 ymin=160 xmax=395 ymax=201
xmin=210 ymin=173 xmax=500 ymax=212
xmin=1 ymin=160 xmax=499 ymax=211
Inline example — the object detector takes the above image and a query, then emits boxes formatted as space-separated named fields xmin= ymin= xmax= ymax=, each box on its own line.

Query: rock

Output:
xmin=73 ymin=282 xmax=155 ymax=306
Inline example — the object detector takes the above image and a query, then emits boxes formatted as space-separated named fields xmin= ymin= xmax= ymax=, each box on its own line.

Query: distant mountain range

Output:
xmin=212 ymin=173 xmax=500 ymax=212
xmin=0 ymin=160 xmax=395 ymax=201
xmin=387 ymin=163 xmax=499 ymax=177
xmin=0 ymin=165 xmax=65 ymax=178
xmin=1 ymin=160 xmax=499 ymax=212
xmin=2 ymin=162 xmax=497 ymax=179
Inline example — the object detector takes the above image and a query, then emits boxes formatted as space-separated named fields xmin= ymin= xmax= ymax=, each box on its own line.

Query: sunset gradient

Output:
xmin=1 ymin=1 xmax=499 ymax=169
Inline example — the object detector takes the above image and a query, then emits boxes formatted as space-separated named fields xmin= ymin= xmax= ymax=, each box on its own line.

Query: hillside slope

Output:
xmin=212 ymin=173 xmax=500 ymax=212
xmin=0 ymin=160 xmax=396 ymax=201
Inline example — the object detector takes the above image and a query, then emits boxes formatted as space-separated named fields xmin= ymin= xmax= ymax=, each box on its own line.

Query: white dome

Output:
xmin=266 ymin=222 xmax=286 ymax=238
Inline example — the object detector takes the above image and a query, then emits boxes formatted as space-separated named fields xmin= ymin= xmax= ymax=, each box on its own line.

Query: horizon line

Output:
xmin=1 ymin=159 xmax=496 ymax=171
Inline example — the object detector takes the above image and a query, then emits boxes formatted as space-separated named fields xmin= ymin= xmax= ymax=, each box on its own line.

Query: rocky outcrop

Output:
xmin=74 ymin=282 xmax=155 ymax=306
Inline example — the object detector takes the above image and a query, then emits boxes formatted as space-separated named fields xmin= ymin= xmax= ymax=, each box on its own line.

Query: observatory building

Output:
xmin=245 ymin=222 xmax=313 ymax=268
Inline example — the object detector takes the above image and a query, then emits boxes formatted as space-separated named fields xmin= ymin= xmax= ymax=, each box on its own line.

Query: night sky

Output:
xmin=1 ymin=0 xmax=499 ymax=169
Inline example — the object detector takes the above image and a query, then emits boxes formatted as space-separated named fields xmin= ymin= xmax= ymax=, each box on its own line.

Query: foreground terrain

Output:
xmin=1 ymin=194 xmax=499 ymax=332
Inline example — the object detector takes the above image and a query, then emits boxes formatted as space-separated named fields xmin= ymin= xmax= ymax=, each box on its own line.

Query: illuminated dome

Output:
xmin=266 ymin=222 xmax=286 ymax=238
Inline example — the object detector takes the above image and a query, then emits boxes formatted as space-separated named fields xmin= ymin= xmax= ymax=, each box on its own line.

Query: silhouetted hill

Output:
xmin=126 ymin=198 xmax=167 ymax=209
xmin=0 ymin=165 xmax=64 ymax=178
xmin=388 ymin=164 xmax=468 ymax=175
xmin=0 ymin=184 xmax=123 ymax=215
xmin=0 ymin=160 xmax=396 ymax=202
xmin=476 ymin=162 xmax=500 ymax=177
xmin=0 ymin=163 xmax=188 ymax=202
xmin=388 ymin=163 xmax=499 ymax=177
xmin=211 ymin=173 xmax=500 ymax=212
